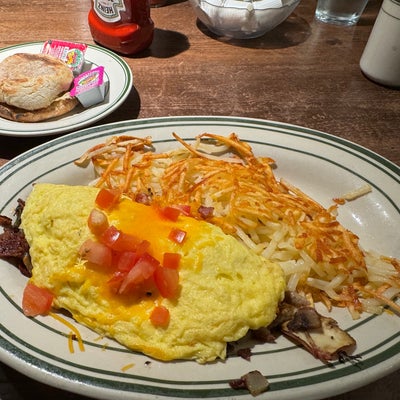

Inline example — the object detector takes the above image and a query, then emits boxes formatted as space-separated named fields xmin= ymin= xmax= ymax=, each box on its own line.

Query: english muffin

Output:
xmin=0 ymin=53 xmax=77 ymax=122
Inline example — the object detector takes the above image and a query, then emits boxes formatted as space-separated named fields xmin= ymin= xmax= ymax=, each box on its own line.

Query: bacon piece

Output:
xmin=0 ymin=200 xmax=32 ymax=277
xmin=198 ymin=205 xmax=214 ymax=219
xmin=135 ymin=192 xmax=152 ymax=205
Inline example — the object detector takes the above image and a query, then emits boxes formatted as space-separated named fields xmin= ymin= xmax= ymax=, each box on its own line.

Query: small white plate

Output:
xmin=0 ymin=116 xmax=399 ymax=400
xmin=0 ymin=42 xmax=133 ymax=137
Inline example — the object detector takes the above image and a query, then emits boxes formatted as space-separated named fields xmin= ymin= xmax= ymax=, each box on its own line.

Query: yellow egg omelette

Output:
xmin=21 ymin=183 xmax=285 ymax=363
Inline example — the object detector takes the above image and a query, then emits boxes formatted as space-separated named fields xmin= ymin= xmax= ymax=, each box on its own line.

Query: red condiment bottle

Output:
xmin=88 ymin=0 xmax=154 ymax=55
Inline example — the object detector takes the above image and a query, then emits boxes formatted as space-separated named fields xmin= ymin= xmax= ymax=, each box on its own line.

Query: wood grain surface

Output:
xmin=0 ymin=0 xmax=399 ymax=399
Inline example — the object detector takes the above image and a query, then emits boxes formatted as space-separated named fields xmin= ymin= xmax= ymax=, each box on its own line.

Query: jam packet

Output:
xmin=70 ymin=66 xmax=106 ymax=107
xmin=42 ymin=39 xmax=87 ymax=75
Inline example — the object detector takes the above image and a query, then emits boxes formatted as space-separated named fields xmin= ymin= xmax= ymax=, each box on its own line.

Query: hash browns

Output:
xmin=76 ymin=133 xmax=400 ymax=319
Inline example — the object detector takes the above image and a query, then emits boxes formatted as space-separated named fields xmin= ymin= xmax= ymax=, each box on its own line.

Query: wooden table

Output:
xmin=0 ymin=0 xmax=398 ymax=399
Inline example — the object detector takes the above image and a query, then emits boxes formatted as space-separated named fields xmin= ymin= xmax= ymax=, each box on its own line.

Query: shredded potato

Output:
xmin=76 ymin=133 xmax=400 ymax=319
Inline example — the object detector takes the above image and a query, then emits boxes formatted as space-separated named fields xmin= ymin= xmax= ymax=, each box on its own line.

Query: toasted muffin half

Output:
xmin=0 ymin=53 xmax=78 ymax=122
xmin=0 ymin=92 xmax=79 ymax=122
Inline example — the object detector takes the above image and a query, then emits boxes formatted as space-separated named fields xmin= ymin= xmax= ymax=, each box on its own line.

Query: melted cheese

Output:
xmin=21 ymin=183 xmax=286 ymax=363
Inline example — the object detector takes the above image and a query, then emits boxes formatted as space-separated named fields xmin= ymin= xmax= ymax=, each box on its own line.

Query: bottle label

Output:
xmin=93 ymin=0 xmax=126 ymax=23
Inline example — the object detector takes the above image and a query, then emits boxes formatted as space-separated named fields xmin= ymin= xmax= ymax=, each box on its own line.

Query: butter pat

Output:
xmin=70 ymin=66 xmax=106 ymax=108
xmin=42 ymin=39 xmax=87 ymax=75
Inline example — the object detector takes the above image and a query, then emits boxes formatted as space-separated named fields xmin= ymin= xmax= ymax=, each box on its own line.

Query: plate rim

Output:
xmin=0 ymin=116 xmax=399 ymax=400
xmin=2 ymin=115 xmax=399 ymax=178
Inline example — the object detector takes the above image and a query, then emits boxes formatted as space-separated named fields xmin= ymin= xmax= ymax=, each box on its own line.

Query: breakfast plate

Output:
xmin=0 ymin=42 xmax=132 ymax=137
xmin=0 ymin=116 xmax=399 ymax=400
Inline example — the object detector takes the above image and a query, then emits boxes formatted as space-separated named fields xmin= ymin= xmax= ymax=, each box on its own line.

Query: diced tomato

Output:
xmin=150 ymin=305 xmax=170 ymax=327
xmin=136 ymin=239 xmax=151 ymax=255
xmin=79 ymin=239 xmax=113 ymax=269
xmin=162 ymin=252 xmax=181 ymax=269
xmin=109 ymin=249 xmax=154 ymax=293
xmin=175 ymin=205 xmax=191 ymax=216
xmin=88 ymin=208 xmax=109 ymax=235
xmin=154 ymin=266 xmax=179 ymax=298
xmin=168 ymin=228 xmax=187 ymax=244
xmin=116 ymin=251 xmax=140 ymax=272
xmin=108 ymin=270 xmax=127 ymax=293
xmin=159 ymin=206 xmax=181 ymax=221
xmin=22 ymin=282 xmax=54 ymax=317
xmin=95 ymin=188 xmax=120 ymax=210
xmin=100 ymin=226 xmax=142 ymax=252
xmin=118 ymin=252 xmax=160 ymax=294
xmin=99 ymin=225 xmax=121 ymax=246
xmin=111 ymin=231 xmax=142 ymax=252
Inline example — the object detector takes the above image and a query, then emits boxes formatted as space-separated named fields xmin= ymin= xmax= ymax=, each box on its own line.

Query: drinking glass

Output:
xmin=315 ymin=0 xmax=369 ymax=25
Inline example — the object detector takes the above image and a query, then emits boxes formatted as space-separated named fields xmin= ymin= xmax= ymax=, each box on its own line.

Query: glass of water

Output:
xmin=315 ymin=0 xmax=369 ymax=25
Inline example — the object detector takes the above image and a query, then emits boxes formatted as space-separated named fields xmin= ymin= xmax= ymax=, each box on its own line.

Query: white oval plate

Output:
xmin=0 ymin=116 xmax=399 ymax=400
xmin=0 ymin=42 xmax=132 ymax=137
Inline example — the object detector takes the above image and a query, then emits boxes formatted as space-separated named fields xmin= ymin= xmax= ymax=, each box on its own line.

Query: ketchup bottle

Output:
xmin=88 ymin=0 xmax=154 ymax=55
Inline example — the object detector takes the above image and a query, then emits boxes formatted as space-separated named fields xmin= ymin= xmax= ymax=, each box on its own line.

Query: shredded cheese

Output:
xmin=50 ymin=312 xmax=85 ymax=352
xmin=121 ymin=363 xmax=135 ymax=372
xmin=68 ymin=332 xmax=75 ymax=354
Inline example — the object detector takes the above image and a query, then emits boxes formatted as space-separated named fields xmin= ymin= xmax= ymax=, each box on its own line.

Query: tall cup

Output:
xmin=360 ymin=0 xmax=400 ymax=88
xmin=315 ymin=0 xmax=369 ymax=25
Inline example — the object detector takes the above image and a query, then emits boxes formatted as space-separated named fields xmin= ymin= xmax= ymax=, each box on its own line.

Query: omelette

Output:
xmin=21 ymin=183 xmax=285 ymax=363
